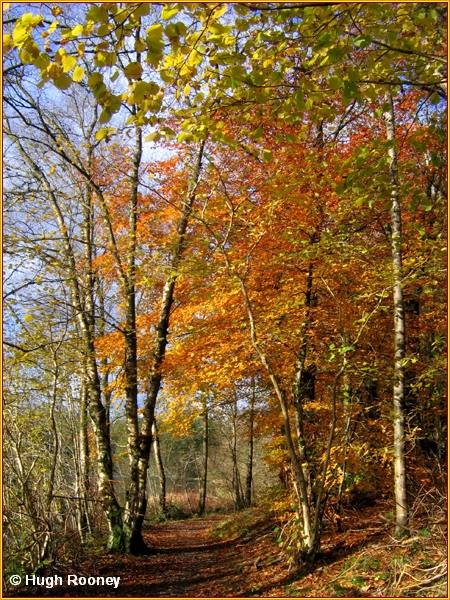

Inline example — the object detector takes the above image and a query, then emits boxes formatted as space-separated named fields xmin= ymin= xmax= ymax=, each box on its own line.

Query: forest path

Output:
xmin=109 ymin=515 xmax=290 ymax=597
xmin=12 ymin=515 xmax=292 ymax=597
xmin=8 ymin=505 xmax=398 ymax=598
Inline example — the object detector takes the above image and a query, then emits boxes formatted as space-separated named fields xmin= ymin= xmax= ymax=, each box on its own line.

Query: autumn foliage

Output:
xmin=3 ymin=2 xmax=446 ymax=592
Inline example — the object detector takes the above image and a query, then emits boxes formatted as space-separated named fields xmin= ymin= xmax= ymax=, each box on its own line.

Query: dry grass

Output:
xmin=385 ymin=486 xmax=447 ymax=597
xmin=209 ymin=486 xmax=447 ymax=597
xmin=316 ymin=487 xmax=447 ymax=597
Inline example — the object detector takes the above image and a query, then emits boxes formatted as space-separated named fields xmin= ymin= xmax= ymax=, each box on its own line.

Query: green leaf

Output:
xmin=421 ymin=196 xmax=432 ymax=211
xmin=99 ymin=107 xmax=112 ymax=124
xmin=293 ymin=90 xmax=304 ymax=110
xmin=177 ymin=131 xmax=194 ymax=143
xmin=132 ymin=4 xmax=150 ymax=18
xmin=327 ymin=46 xmax=345 ymax=61
xmin=250 ymin=126 xmax=263 ymax=140
xmin=353 ymin=34 xmax=372 ymax=48
xmin=430 ymin=152 xmax=441 ymax=168
xmin=212 ymin=5 xmax=227 ymax=19
xmin=132 ymin=80 xmax=159 ymax=103
xmin=19 ymin=42 xmax=40 ymax=64
xmin=94 ymin=50 xmax=116 ymax=67
xmin=347 ymin=68 xmax=360 ymax=82
xmin=193 ymin=91 xmax=204 ymax=106
xmin=328 ymin=75 xmax=342 ymax=90
xmin=96 ymin=23 xmax=110 ymax=36
xmin=262 ymin=149 xmax=273 ymax=163
xmin=88 ymin=72 xmax=103 ymax=87
xmin=86 ymin=5 xmax=109 ymax=23
xmin=429 ymin=91 xmax=441 ymax=105
xmin=314 ymin=32 xmax=333 ymax=50
xmin=161 ymin=126 xmax=175 ymax=140
xmin=145 ymin=131 xmax=161 ymax=142
xmin=53 ymin=74 xmax=72 ymax=89
xmin=135 ymin=37 xmax=146 ymax=53
xmin=47 ymin=62 xmax=63 ymax=79
xmin=33 ymin=52 xmax=50 ymax=69
xmin=386 ymin=31 xmax=397 ymax=44
xmin=146 ymin=23 xmax=164 ymax=39
xmin=343 ymin=80 xmax=358 ymax=100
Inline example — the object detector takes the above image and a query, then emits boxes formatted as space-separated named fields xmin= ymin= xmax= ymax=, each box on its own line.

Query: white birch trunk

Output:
xmin=383 ymin=89 xmax=408 ymax=536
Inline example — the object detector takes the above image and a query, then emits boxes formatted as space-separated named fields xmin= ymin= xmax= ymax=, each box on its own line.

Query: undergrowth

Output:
xmin=210 ymin=486 xmax=447 ymax=597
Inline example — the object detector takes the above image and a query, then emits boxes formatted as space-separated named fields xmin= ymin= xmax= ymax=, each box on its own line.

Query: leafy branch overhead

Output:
xmin=4 ymin=3 xmax=446 ymax=140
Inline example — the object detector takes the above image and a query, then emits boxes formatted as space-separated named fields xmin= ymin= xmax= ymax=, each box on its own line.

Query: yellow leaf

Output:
xmin=124 ymin=61 xmax=143 ymax=80
xmin=146 ymin=24 xmax=163 ymax=40
xmin=3 ymin=33 xmax=12 ymax=54
xmin=72 ymin=65 xmax=84 ymax=82
xmin=62 ymin=54 xmax=77 ymax=72
xmin=135 ymin=37 xmax=146 ymax=53
xmin=71 ymin=24 xmax=83 ymax=36
xmin=212 ymin=5 xmax=228 ymax=19
xmin=47 ymin=62 xmax=63 ymax=79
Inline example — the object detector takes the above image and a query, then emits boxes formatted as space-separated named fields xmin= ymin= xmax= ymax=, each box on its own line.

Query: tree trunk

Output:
xmin=245 ymin=379 xmax=255 ymax=508
xmin=77 ymin=381 xmax=91 ymax=543
xmin=292 ymin=259 xmax=314 ymax=502
xmin=4 ymin=121 xmax=123 ymax=550
xmin=335 ymin=332 xmax=352 ymax=532
xmin=128 ymin=140 xmax=206 ymax=552
xmin=311 ymin=366 xmax=345 ymax=552
xmin=383 ymin=89 xmax=408 ymax=537
xmin=230 ymin=393 xmax=244 ymax=511
xmin=235 ymin=274 xmax=315 ymax=554
xmin=197 ymin=394 xmax=209 ymax=515
xmin=120 ymin=120 xmax=145 ymax=555
xmin=152 ymin=421 xmax=166 ymax=516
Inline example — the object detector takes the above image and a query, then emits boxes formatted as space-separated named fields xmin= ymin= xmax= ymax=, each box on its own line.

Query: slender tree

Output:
xmin=383 ymin=89 xmax=408 ymax=536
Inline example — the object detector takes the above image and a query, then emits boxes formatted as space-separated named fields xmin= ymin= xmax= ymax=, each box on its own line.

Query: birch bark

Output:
xmin=383 ymin=89 xmax=408 ymax=536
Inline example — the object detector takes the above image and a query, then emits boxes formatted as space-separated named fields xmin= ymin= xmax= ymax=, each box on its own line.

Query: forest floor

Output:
xmin=6 ymin=497 xmax=447 ymax=598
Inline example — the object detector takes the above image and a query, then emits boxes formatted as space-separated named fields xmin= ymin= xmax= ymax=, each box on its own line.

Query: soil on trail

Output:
xmin=121 ymin=516 xmax=286 ymax=597
xmin=10 ymin=515 xmax=292 ymax=598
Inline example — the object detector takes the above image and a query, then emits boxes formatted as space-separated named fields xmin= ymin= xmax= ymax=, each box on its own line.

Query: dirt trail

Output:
xmin=10 ymin=515 xmax=291 ymax=598
xmin=137 ymin=517 xmax=256 ymax=596
xmin=6 ymin=503 xmax=404 ymax=598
